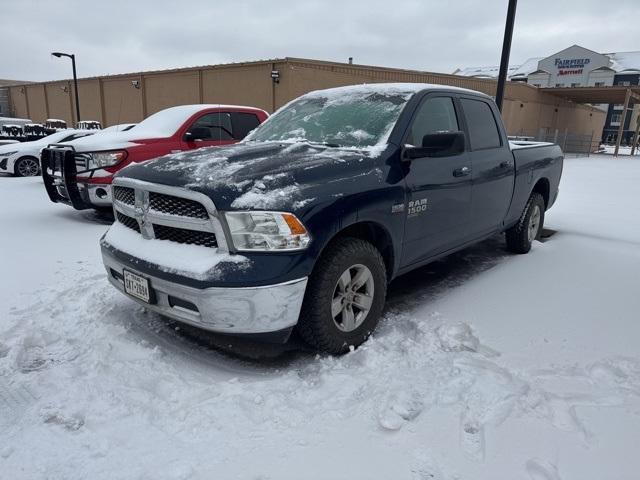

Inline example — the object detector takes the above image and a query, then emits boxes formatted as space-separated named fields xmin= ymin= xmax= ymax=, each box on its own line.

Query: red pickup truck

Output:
xmin=41 ymin=104 xmax=268 ymax=210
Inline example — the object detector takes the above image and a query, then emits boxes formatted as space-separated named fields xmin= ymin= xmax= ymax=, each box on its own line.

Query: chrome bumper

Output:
xmin=55 ymin=182 xmax=112 ymax=207
xmin=102 ymin=249 xmax=308 ymax=335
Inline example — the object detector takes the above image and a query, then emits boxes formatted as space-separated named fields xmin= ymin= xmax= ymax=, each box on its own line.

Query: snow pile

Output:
xmin=103 ymin=221 xmax=248 ymax=278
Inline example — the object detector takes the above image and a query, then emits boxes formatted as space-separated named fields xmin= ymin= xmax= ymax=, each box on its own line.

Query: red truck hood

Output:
xmin=65 ymin=129 xmax=164 ymax=152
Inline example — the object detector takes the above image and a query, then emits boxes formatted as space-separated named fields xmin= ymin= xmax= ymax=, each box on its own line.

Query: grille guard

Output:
xmin=41 ymin=144 xmax=93 ymax=210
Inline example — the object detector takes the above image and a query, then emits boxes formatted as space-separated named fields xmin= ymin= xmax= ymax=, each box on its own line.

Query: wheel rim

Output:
xmin=18 ymin=158 xmax=39 ymax=176
xmin=528 ymin=205 xmax=541 ymax=242
xmin=331 ymin=264 xmax=374 ymax=332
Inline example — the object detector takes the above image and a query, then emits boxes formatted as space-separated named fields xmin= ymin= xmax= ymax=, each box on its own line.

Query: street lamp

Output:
xmin=52 ymin=52 xmax=81 ymax=126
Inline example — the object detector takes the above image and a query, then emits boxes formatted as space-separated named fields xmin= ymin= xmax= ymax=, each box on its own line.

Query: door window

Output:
xmin=188 ymin=112 xmax=233 ymax=141
xmin=406 ymin=97 xmax=459 ymax=146
xmin=460 ymin=98 xmax=502 ymax=150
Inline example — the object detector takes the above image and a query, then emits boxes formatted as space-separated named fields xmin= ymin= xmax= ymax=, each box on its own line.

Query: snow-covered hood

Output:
xmin=63 ymin=129 xmax=161 ymax=152
xmin=116 ymin=141 xmax=389 ymax=212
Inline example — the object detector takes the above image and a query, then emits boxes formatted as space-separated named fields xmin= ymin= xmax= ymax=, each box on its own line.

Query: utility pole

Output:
xmin=495 ymin=0 xmax=518 ymax=112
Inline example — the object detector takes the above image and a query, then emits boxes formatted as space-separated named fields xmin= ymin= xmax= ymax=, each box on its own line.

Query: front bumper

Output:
xmin=102 ymin=248 xmax=308 ymax=337
xmin=41 ymin=145 xmax=113 ymax=209
xmin=54 ymin=182 xmax=113 ymax=208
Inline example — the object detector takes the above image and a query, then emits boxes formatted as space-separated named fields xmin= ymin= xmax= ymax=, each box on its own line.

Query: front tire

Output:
xmin=297 ymin=237 xmax=387 ymax=354
xmin=505 ymin=192 xmax=545 ymax=254
xmin=14 ymin=157 xmax=41 ymax=177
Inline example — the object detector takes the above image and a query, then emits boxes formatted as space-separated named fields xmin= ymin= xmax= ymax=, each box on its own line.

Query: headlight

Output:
xmin=225 ymin=211 xmax=311 ymax=251
xmin=86 ymin=150 xmax=127 ymax=169
xmin=1 ymin=151 xmax=18 ymax=157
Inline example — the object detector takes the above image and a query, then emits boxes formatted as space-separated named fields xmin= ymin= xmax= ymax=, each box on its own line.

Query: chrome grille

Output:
xmin=113 ymin=186 xmax=135 ymax=205
xmin=149 ymin=192 xmax=209 ymax=219
xmin=111 ymin=180 xmax=226 ymax=251
xmin=153 ymin=224 xmax=218 ymax=248
xmin=116 ymin=211 xmax=140 ymax=233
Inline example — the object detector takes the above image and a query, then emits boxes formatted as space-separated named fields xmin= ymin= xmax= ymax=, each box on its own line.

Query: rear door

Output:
xmin=459 ymin=97 xmax=514 ymax=237
xmin=400 ymin=94 xmax=472 ymax=267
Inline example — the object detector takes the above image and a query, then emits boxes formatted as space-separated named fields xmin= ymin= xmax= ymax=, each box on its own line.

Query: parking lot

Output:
xmin=1 ymin=154 xmax=639 ymax=479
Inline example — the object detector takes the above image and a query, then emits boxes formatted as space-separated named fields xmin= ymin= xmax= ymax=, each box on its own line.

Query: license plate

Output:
xmin=123 ymin=270 xmax=151 ymax=303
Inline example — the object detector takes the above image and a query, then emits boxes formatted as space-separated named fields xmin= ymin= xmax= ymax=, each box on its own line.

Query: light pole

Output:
xmin=495 ymin=0 xmax=518 ymax=112
xmin=52 ymin=52 xmax=81 ymax=126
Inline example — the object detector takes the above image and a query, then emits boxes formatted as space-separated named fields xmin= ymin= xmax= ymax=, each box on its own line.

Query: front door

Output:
xmin=181 ymin=112 xmax=237 ymax=150
xmin=400 ymin=95 xmax=472 ymax=267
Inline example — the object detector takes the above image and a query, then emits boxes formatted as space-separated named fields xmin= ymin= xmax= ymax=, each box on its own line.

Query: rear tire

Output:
xmin=14 ymin=156 xmax=40 ymax=177
xmin=505 ymin=192 xmax=545 ymax=254
xmin=297 ymin=237 xmax=387 ymax=354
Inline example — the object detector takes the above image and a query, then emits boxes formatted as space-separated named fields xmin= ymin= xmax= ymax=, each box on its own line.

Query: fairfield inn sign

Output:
xmin=555 ymin=57 xmax=591 ymax=76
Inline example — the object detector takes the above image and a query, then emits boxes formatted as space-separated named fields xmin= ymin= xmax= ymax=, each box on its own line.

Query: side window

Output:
xmin=407 ymin=97 xmax=459 ymax=146
xmin=189 ymin=112 xmax=233 ymax=140
xmin=460 ymin=98 xmax=502 ymax=150
xmin=231 ymin=112 xmax=261 ymax=140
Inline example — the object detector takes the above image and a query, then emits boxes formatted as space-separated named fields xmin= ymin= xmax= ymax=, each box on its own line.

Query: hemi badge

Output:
xmin=391 ymin=203 xmax=405 ymax=214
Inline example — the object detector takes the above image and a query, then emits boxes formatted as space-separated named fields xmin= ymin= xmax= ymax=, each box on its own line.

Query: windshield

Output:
xmin=246 ymin=87 xmax=415 ymax=148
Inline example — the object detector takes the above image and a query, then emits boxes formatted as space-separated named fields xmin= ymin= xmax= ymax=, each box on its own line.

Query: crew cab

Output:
xmin=41 ymin=105 xmax=268 ymax=210
xmin=100 ymin=84 xmax=563 ymax=354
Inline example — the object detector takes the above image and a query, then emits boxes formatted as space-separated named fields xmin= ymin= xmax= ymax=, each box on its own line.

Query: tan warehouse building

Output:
xmin=6 ymin=57 xmax=606 ymax=140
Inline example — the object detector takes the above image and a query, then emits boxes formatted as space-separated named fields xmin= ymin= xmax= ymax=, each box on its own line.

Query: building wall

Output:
xmin=45 ymin=82 xmax=74 ymax=123
xmin=201 ymin=63 xmax=277 ymax=112
xmin=145 ymin=71 xmax=200 ymax=115
xmin=102 ymin=76 xmax=144 ymax=126
xmin=25 ymin=84 xmax=48 ymax=121
xmin=535 ymin=45 xmax=612 ymax=88
xmin=7 ymin=57 xmax=605 ymax=140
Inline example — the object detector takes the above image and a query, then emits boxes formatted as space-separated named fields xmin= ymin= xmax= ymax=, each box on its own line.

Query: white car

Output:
xmin=0 ymin=129 xmax=95 ymax=177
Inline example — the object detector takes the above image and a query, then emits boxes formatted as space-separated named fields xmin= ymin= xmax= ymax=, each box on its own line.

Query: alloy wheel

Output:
xmin=331 ymin=264 xmax=374 ymax=332
xmin=18 ymin=158 xmax=40 ymax=177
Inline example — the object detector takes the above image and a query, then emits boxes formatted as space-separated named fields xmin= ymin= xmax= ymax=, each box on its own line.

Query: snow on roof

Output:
xmin=606 ymin=51 xmax=640 ymax=73
xmin=0 ymin=117 xmax=31 ymax=122
xmin=453 ymin=64 xmax=520 ymax=78
xmin=455 ymin=50 xmax=640 ymax=79
xmin=509 ymin=57 xmax=544 ymax=78
xmin=454 ymin=58 xmax=542 ymax=80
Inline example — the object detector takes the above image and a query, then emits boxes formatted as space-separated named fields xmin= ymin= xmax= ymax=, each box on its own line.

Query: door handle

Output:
xmin=453 ymin=166 xmax=471 ymax=177
xmin=499 ymin=161 xmax=513 ymax=169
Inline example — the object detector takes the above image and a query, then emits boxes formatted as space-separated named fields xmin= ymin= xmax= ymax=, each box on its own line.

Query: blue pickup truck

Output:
xmin=100 ymin=83 xmax=563 ymax=354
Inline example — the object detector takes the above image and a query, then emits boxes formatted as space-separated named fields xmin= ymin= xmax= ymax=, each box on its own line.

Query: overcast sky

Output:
xmin=4 ymin=0 xmax=639 ymax=82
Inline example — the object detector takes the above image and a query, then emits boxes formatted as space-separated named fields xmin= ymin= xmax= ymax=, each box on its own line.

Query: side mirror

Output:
xmin=403 ymin=131 xmax=465 ymax=160
xmin=184 ymin=127 xmax=210 ymax=142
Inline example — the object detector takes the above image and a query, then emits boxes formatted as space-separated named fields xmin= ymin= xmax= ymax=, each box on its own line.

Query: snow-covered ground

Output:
xmin=1 ymin=155 xmax=640 ymax=480
xmin=599 ymin=144 xmax=639 ymax=156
